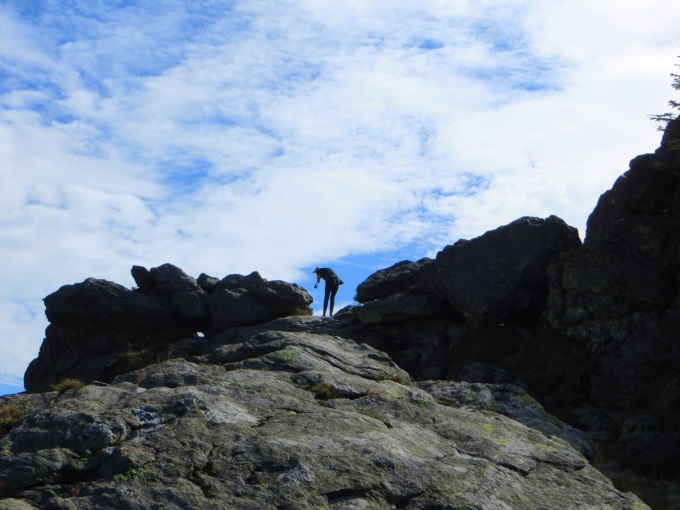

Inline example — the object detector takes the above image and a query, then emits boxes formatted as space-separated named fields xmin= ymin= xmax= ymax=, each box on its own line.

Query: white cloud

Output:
xmin=1 ymin=0 xmax=679 ymax=390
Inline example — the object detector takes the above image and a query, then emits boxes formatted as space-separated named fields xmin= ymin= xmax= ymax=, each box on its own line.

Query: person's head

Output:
xmin=312 ymin=267 xmax=320 ymax=274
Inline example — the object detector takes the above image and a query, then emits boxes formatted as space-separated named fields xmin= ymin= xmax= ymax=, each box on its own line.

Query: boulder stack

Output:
xmin=24 ymin=264 xmax=312 ymax=392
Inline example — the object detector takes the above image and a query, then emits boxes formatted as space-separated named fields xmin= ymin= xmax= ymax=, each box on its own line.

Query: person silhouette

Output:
xmin=312 ymin=267 xmax=343 ymax=316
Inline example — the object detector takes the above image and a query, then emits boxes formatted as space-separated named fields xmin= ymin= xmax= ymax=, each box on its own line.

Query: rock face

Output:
xmin=346 ymin=118 xmax=680 ymax=510
xmin=546 ymin=119 xmax=680 ymax=416
xmin=24 ymin=265 xmax=312 ymax=393
xmin=349 ymin=215 xmax=582 ymax=383
xmin=422 ymin=215 xmax=582 ymax=326
xmin=2 ymin=316 xmax=647 ymax=509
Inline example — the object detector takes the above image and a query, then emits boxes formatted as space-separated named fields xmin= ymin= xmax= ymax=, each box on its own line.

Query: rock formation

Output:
xmin=23 ymin=265 xmax=312 ymax=393
xmin=3 ymin=118 xmax=680 ymax=509
xmin=2 ymin=314 xmax=646 ymax=509
xmin=347 ymin=117 xmax=680 ymax=509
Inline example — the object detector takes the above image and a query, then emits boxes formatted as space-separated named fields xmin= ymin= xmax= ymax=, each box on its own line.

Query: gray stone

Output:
xmin=250 ymin=280 xmax=313 ymax=310
xmin=25 ymin=267 xmax=315 ymax=392
xmin=207 ymin=278 xmax=312 ymax=330
xmin=197 ymin=273 xmax=220 ymax=292
xmin=355 ymin=258 xmax=432 ymax=302
xmin=354 ymin=292 xmax=444 ymax=324
xmin=422 ymin=215 xmax=581 ymax=326
xmin=130 ymin=265 xmax=154 ymax=291
xmin=207 ymin=288 xmax=277 ymax=329
xmin=217 ymin=270 xmax=266 ymax=290
xmin=1 ymin=333 xmax=647 ymax=510
xmin=43 ymin=278 xmax=175 ymax=328
xmin=149 ymin=263 xmax=201 ymax=294
xmin=170 ymin=290 xmax=209 ymax=320
xmin=417 ymin=380 xmax=595 ymax=459
xmin=15 ymin=119 xmax=680 ymax=507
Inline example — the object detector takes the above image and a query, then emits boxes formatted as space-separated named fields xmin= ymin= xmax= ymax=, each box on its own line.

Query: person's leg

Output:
xmin=323 ymin=283 xmax=331 ymax=316
xmin=329 ymin=281 xmax=339 ymax=316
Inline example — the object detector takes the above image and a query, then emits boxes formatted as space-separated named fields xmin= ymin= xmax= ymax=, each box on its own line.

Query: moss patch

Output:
xmin=268 ymin=349 xmax=298 ymax=364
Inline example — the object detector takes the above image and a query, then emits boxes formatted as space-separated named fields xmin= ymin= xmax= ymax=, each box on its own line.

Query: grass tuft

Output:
xmin=53 ymin=378 xmax=85 ymax=394
xmin=0 ymin=402 xmax=23 ymax=434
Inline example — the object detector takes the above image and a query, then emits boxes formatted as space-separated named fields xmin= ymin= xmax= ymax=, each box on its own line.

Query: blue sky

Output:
xmin=1 ymin=0 xmax=679 ymax=396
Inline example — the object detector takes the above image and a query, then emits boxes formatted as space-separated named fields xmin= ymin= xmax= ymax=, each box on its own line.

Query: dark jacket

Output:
xmin=316 ymin=268 xmax=343 ymax=287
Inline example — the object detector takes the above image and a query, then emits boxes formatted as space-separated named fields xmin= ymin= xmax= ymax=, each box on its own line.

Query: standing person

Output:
xmin=312 ymin=267 xmax=344 ymax=317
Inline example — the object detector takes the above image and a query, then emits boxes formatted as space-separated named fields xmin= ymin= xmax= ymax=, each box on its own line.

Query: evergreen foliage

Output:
xmin=649 ymin=54 xmax=680 ymax=129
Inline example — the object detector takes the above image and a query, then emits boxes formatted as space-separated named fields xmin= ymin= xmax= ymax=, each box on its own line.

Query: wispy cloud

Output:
xmin=1 ymin=0 xmax=679 ymax=390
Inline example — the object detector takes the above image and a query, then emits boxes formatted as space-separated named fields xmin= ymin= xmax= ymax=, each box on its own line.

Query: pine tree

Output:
xmin=649 ymin=55 xmax=680 ymax=130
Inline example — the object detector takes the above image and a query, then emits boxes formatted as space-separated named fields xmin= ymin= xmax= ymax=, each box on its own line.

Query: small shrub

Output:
xmin=357 ymin=407 xmax=383 ymax=421
xmin=410 ymin=396 xmax=435 ymax=408
xmin=361 ymin=388 xmax=381 ymax=397
xmin=53 ymin=378 xmax=85 ymax=394
xmin=483 ymin=402 xmax=500 ymax=413
xmin=0 ymin=402 xmax=23 ymax=434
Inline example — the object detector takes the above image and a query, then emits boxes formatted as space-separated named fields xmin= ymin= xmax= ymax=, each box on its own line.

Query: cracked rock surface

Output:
xmin=1 ymin=317 xmax=647 ymax=509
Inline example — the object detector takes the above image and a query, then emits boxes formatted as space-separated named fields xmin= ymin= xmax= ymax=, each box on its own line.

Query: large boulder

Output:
xmin=355 ymin=258 xmax=432 ymax=302
xmin=24 ymin=278 xmax=189 ymax=393
xmin=2 ymin=323 xmax=648 ymax=509
xmin=43 ymin=278 xmax=175 ymax=329
xmin=207 ymin=271 xmax=312 ymax=329
xmin=532 ymin=120 xmax=680 ymax=503
xmin=23 ymin=323 xmax=178 ymax=393
xmin=207 ymin=288 xmax=278 ymax=329
xmin=132 ymin=263 xmax=210 ymax=326
xmin=354 ymin=292 xmax=445 ymax=324
xmin=421 ymin=215 xmax=582 ymax=326
xmin=149 ymin=263 xmax=201 ymax=294
xmin=417 ymin=380 xmax=595 ymax=459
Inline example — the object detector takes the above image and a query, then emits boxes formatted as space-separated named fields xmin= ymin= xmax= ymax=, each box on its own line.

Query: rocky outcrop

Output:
xmin=422 ymin=215 xmax=582 ymax=326
xmin=348 ymin=215 xmax=582 ymax=384
xmin=24 ymin=265 xmax=312 ymax=393
xmin=355 ymin=258 xmax=433 ymax=302
xmin=345 ymin=118 xmax=680 ymax=509
xmin=539 ymin=119 xmax=680 ymax=507
xmin=353 ymin=216 xmax=582 ymax=328
xmin=208 ymin=271 xmax=313 ymax=330
xmin=1 ymin=316 xmax=647 ymax=509
xmin=7 ymin=119 xmax=680 ymax=509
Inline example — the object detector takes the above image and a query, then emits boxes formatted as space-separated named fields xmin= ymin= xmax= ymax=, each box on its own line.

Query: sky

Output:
xmin=1 ymin=0 xmax=679 ymax=396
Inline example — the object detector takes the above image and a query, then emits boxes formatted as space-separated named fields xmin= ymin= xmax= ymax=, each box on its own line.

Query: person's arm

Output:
xmin=314 ymin=272 xmax=321 ymax=288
